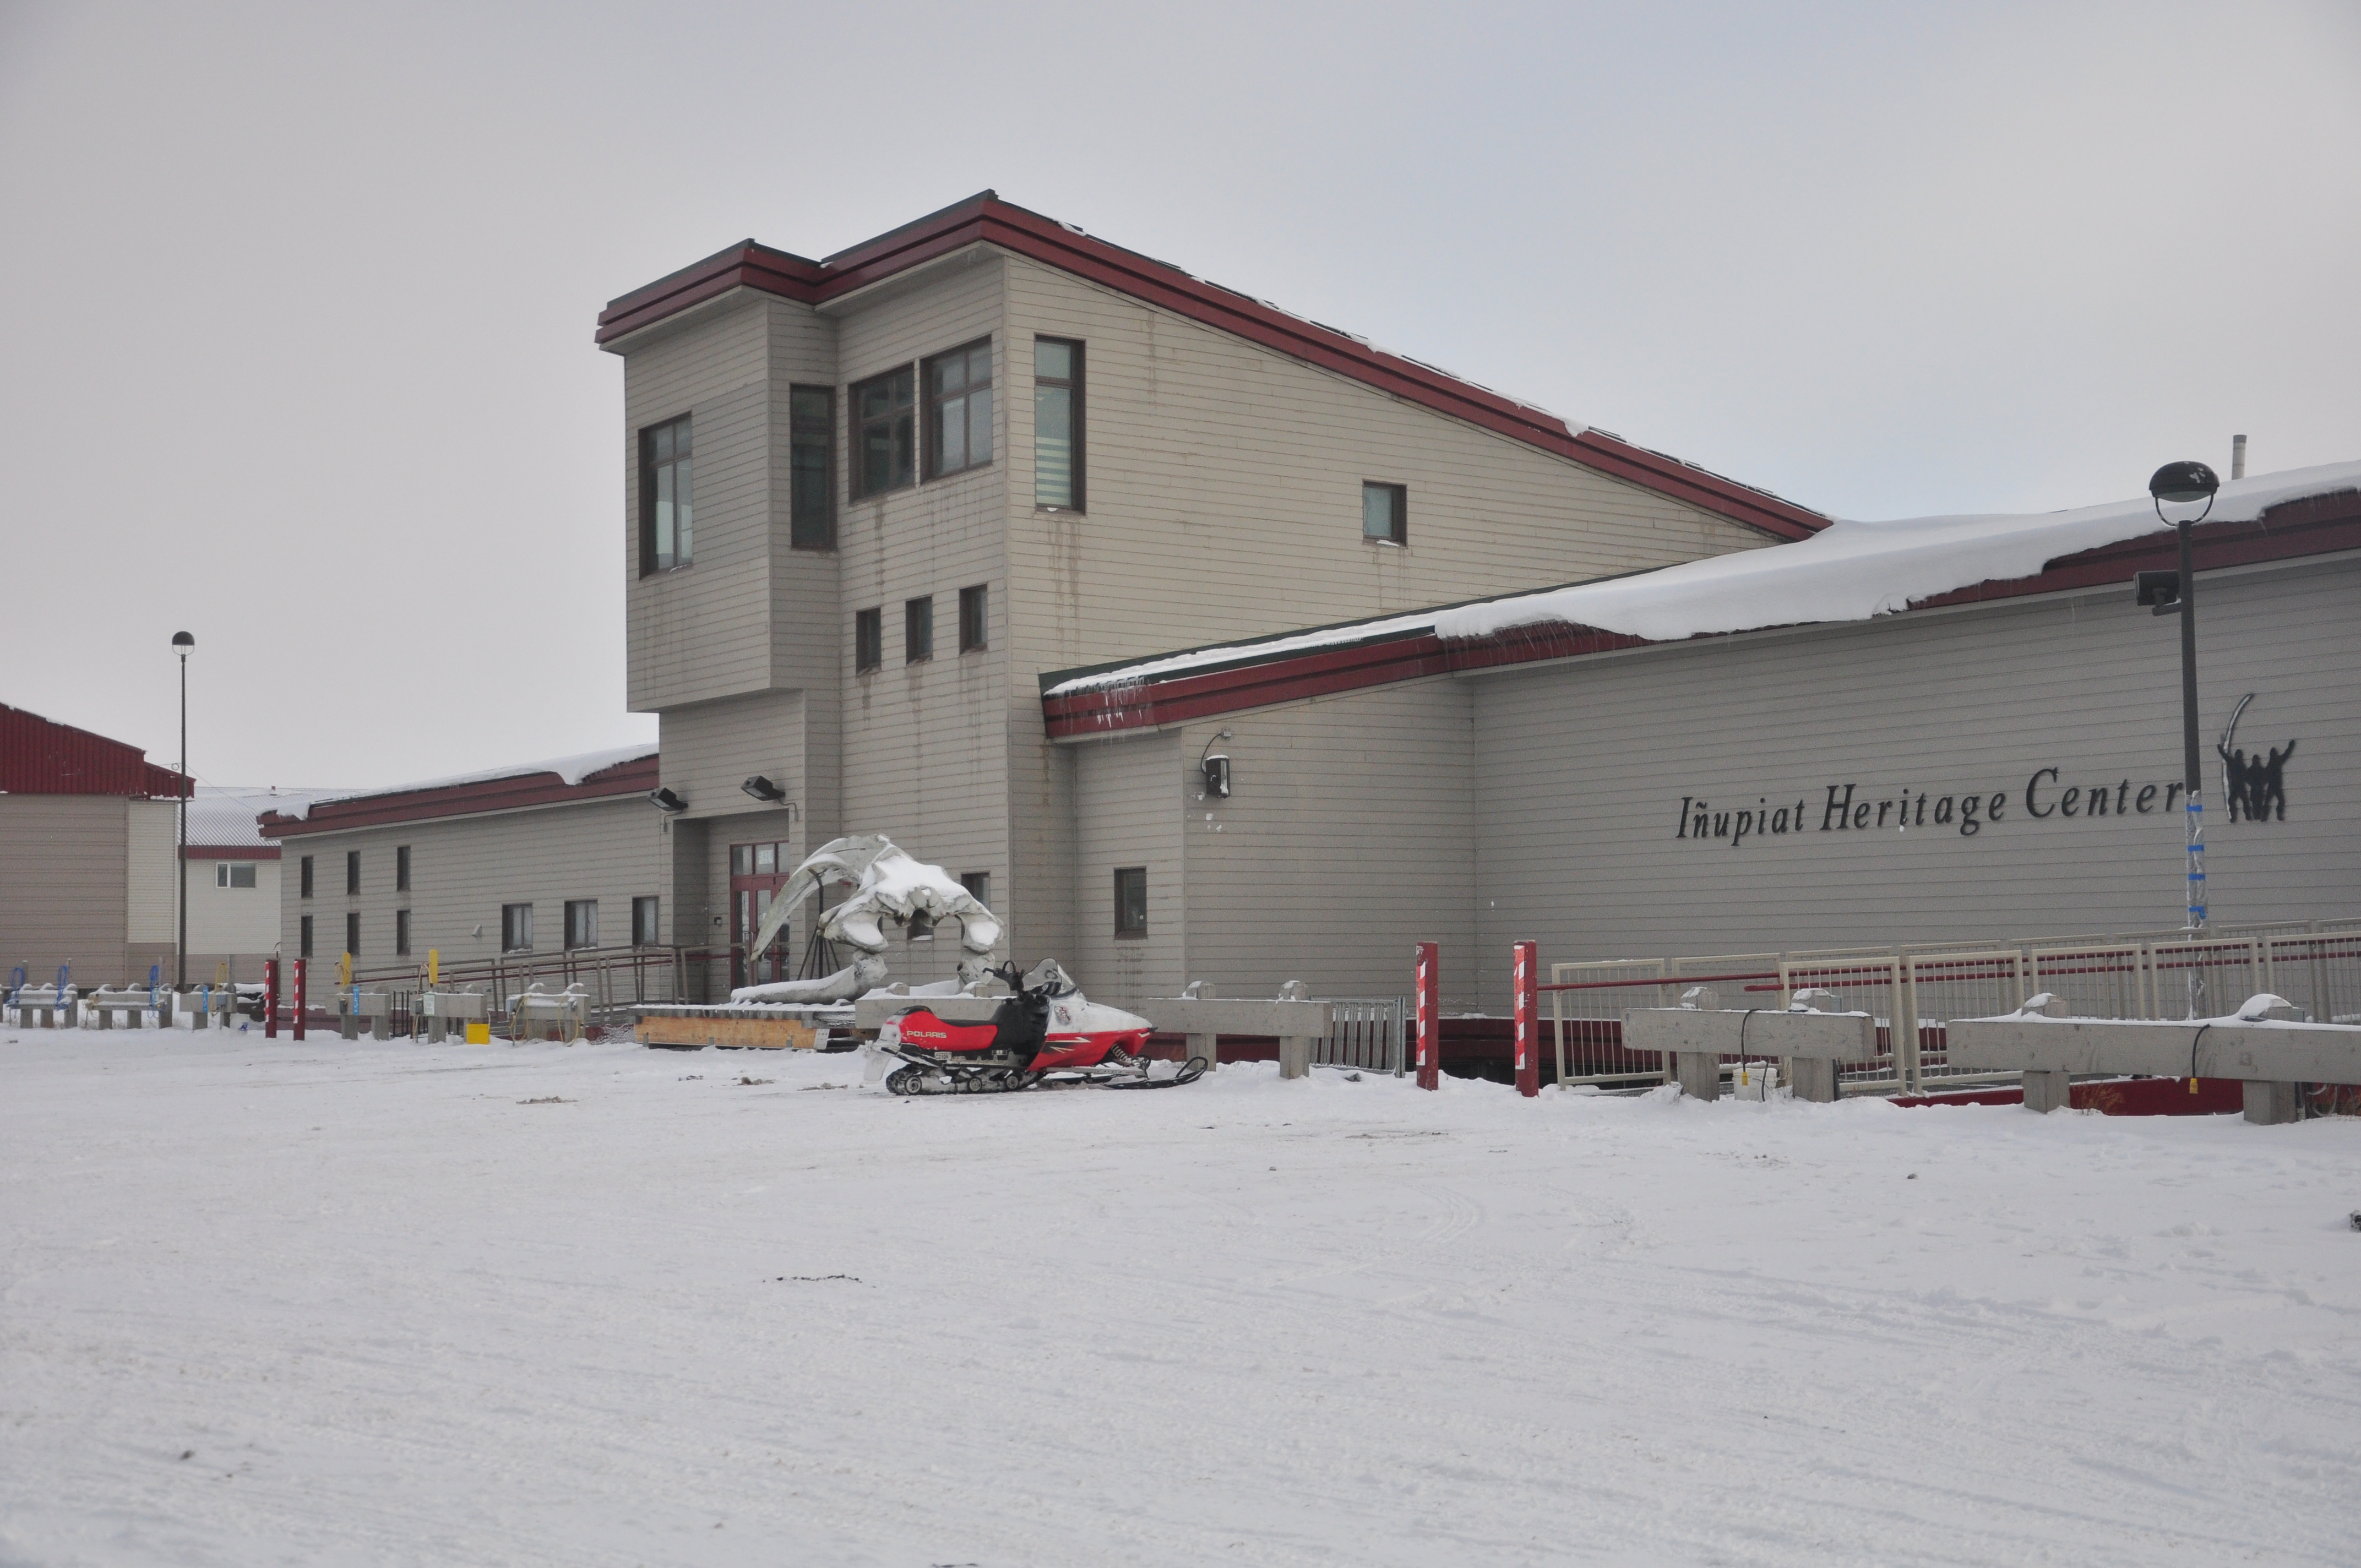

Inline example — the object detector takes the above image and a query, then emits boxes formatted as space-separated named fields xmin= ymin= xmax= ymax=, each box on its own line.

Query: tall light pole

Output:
xmin=2138 ymin=462 xmax=2219 ymax=1015
xmin=172 ymin=630 xmax=194 ymax=991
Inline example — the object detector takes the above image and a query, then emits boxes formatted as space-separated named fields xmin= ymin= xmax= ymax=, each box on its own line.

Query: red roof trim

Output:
xmin=1 ymin=703 xmax=189 ymax=797
xmin=1043 ymin=498 xmax=2361 ymax=739
xmin=184 ymin=844 xmax=280 ymax=861
xmin=258 ymin=754 xmax=660 ymax=838
xmin=596 ymin=194 xmax=1826 ymax=542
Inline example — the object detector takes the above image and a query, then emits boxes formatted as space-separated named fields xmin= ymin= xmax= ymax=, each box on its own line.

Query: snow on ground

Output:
xmin=3 ymin=1029 xmax=2356 ymax=1567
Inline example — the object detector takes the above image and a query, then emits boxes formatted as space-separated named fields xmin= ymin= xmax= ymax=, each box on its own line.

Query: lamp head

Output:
xmin=171 ymin=630 xmax=195 ymax=654
xmin=648 ymin=787 xmax=688 ymax=813
xmin=2148 ymin=461 xmax=2220 ymax=506
xmin=739 ymin=775 xmax=788 ymax=804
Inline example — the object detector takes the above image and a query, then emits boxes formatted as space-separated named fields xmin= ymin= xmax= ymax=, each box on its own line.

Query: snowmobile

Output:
xmin=864 ymin=959 xmax=1206 ymax=1095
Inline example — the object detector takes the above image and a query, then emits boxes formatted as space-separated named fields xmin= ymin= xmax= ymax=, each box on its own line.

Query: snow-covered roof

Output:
xmin=275 ymin=745 xmax=658 ymax=821
xmin=1043 ymin=460 xmax=2361 ymax=698
xmin=185 ymin=785 xmax=346 ymax=846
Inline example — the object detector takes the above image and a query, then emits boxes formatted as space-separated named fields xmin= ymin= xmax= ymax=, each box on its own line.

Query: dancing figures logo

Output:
xmin=2216 ymin=694 xmax=2295 ymax=824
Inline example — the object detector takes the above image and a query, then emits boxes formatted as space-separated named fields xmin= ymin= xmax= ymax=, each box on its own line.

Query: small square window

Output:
xmin=1113 ymin=867 xmax=1147 ymax=939
xmin=229 ymin=862 xmax=255 ymax=889
xmin=345 ymin=911 xmax=361 ymax=957
xmin=396 ymin=845 xmax=410 ymax=892
xmin=502 ymin=903 xmax=534 ymax=952
xmin=906 ymin=596 xmax=933 ymax=663
xmin=1362 ymin=482 xmax=1407 ymax=546
xmin=395 ymin=908 xmax=412 ymax=956
xmin=633 ymin=896 xmax=661 ymax=946
xmin=959 ymin=584 xmax=988 ymax=653
xmin=565 ymin=900 xmax=598 ymax=949
xmin=754 ymin=843 xmax=776 ymax=875
xmin=346 ymin=851 xmax=361 ymax=896
xmin=855 ymin=607 xmax=883 ymax=673
xmin=300 ymin=914 xmax=314 ymax=956
xmin=960 ymin=872 xmax=991 ymax=908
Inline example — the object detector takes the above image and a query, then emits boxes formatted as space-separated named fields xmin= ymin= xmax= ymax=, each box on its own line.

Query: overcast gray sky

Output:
xmin=3 ymin=0 xmax=2355 ymax=793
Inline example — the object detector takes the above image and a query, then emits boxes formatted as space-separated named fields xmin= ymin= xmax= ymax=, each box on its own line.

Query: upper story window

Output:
xmin=1034 ymin=338 xmax=1084 ymax=510
xmin=215 ymin=862 xmax=257 ymax=889
xmin=959 ymin=584 xmax=988 ymax=653
xmin=925 ymin=340 xmax=993 ymax=478
xmin=905 ymin=596 xmax=934 ymax=663
xmin=852 ymin=367 xmax=915 ymax=498
xmin=1363 ymin=481 xmax=1407 ymax=547
xmin=345 ymin=851 xmax=361 ymax=896
xmin=395 ymin=845 xmax=410 ymax=892
xmin=640 ymin=414 xmax=693 ymax=573
xmin=855 ymin=607 xmax=883 ymax=673
xmin=790 ymin=386 xmax=835 ymax=549
xmin=1113 ymin=867 xmax=1147 ymax=939
xmin=300 ymin=855 xmax=313 ymax=899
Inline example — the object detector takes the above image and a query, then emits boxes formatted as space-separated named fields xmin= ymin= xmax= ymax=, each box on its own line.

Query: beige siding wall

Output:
xmin=0 ymin=794 xmax=130 ymax=982
xmin=184 ymin=856 xmax=282 ymax=964
xmin=276 ymin=798 xmax=666 ymax=984
xmin=1175 ymin=680 xmax=1479 ymax=1008
xmin=624 ymin=298 xmax=797 ymax=711
xmin=829 ymin=251 xmax=1012 ymax=977
xmin=126 ymin=799 xmax=177 ymax=945
xmin=1466 ymin=555 xmax=2361 ymax=1009
xmin=1070 ymin=729 xmax=1184 ymax=1010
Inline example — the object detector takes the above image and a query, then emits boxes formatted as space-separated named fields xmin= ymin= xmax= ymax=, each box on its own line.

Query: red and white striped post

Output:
xmin=291 ymin=957 xmax=307 ymax=1042
xmin=1414 ymin=941 xmax=1440 ymax=1091
xmin=1513 ymin=940 xmax=1539 ymax=1098
xmin=263 ymin=958 xmax=279 ymax=1038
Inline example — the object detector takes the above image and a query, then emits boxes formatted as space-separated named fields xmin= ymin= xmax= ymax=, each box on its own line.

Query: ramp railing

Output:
xmin=1315 ymin=997 xmax=1406 ymax=1075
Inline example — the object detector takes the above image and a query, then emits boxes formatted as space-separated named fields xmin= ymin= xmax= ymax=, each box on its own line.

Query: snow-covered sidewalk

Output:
xmin=3 ymin=1030 xmax=2355 ymax=1566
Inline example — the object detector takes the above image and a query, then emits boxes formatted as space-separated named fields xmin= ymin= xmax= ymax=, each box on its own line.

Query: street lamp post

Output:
xmin=2140 ymin=462 xmax=2220 ymax=1016
xmin=172 ymin=630 xmax=194 ymax=992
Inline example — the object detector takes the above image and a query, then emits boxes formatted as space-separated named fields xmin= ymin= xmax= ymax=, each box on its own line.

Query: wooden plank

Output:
xmin=637 ymin=1012 xmax=817 ymax=1049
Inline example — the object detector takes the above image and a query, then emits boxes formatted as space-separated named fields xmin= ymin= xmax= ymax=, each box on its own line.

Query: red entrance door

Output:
xmin=730 ymin=840 xmax=793 ymax=989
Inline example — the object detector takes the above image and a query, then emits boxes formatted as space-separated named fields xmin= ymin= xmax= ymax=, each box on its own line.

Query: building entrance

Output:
xmin=730 ymin=840 xmax=793 ymax=989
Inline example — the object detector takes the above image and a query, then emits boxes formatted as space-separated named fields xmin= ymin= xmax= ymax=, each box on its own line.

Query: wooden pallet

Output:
xmin=635 ymin=1012 xmax=818 ymax=1050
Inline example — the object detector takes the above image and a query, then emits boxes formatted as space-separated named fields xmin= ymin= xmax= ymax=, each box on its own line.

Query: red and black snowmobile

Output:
xmin=865 ymin=959 xmax=1206 ymax=1095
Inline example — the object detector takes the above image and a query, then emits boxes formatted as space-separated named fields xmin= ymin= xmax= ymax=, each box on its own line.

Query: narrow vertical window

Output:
xmin=300 ymin=914 xmax=314 ymax=956
xmin=959 ymin=584 xmax=988 ymax=652
xmin=790 ymin=386 xmax=835 ymax=549
xmin=216 ymin=862 xmax=230 ymax=888
xmin=960 ymin=872 xmax=991 ymax=908
xmin=855 ymin=607 xmax=883 ymax=673
xmin=633 ymin=896 xmax=661 ymax=946
xmin=851 ymin=367 xmax=915 ymax=498
xmin=395 ymin=845 xmax=410 ymax=892
xmin=300 ymin=856 xmax=313 ymax=898
xmin=1034 ymin=337 xmax=1084 ymax=510
xmin=395 ymin=908 xmax=412 ymax=956
xmin=905 ymin=596 xmax=933 ymax=663
xmin=502 ymin=903 xmax=534 ymax=952
xmin=346 ymin=851 xmax=361 ymax=896
xmin=565 ymin=900 xmax=598 ymax=949
xmin=1113 ymin=867 xmax=1147 ymax=938
xmin=925 ymin=340 xmax=994 ymax=477
xmin=345 ymin=911 xmax=361 ymax=957
xmin=1362 ymin=482 xmax=1407 ymax=546
xmin=640 ymin=413 xmax=694 ymax=573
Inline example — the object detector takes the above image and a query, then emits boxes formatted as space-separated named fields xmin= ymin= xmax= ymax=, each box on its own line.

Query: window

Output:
xmin=300 ymin=855 xmax=313 ymax=899
xmin=215 ymin=862 xmax=257 ymax=889
xmin=346 ymin=851 xmax=361 ymax=896
xmin=633 ymin=896 xmax=661 ymax=946
xmin=960 ymin=872 xmax=991 ymax=908
xmin=1113 ymin=867 xmax=1147 ymax=939
xmin=959 ymin=584 xmax=988 ymax=652
xmin=395 ymin=909 xmax=411 ymax=956
xmin=855 ymin=607 xmax=883 ymax=672
xmin=501 ymin=903 xmax=534 ymax=952
xmin=926 ymin=340 xmax=994 ymax=478
xmin=790 ymin=386 xmax=835 ymax=549
xmin=851 ymin=366 xmax=915 ymax=498
xmin=345 ymin=911 xmax=361 ymax=957
xmin=1034 ymin=337 xmax=1084 ymax=510
xmin=395 ymin=845 xmax=410 ymax=892
xmin=1363 ymin=482 xmax=1407 ymax=546
xmin=565 ymin=900 xmax=599 ymax=949
xmin=300 ymin=914 xmax=314 ymax=956
xmin=640 ymin=414 xmax=693 ymax=572
xmin=905 ymin=596 xmax=933 ymax=663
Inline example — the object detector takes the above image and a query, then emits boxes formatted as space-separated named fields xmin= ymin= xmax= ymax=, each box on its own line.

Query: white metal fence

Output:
xmin=1550 ymin=919 xmax=2361 ymax=1095
xmin=1315 ymin=997 xmax=1405 ymax=1075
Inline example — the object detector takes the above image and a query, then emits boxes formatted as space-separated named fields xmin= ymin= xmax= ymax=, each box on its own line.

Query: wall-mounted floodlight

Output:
xmin=1199 ymin=728 xmax=1234 ymax=799
xmin=648 ymin=787 xmax=688 ymax=813
xmin=741 ymin=775 xmax=788 ymax=804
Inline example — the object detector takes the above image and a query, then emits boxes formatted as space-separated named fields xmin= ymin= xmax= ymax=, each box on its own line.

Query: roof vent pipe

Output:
xmin=2232 ymin=434 xmax=2247 ymax=481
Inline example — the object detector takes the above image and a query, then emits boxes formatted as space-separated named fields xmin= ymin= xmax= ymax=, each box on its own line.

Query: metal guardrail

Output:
xmin=1315 ymin=997 xmax=1405 ymax=1075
